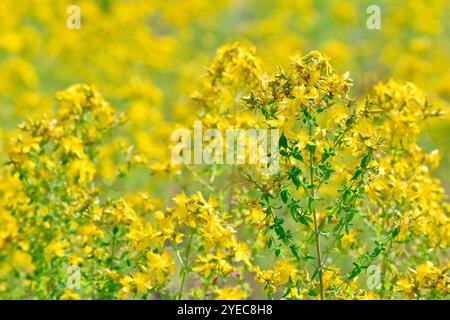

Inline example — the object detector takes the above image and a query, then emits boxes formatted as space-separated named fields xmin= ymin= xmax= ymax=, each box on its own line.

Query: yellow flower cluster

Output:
xmin=110 ymin=191 xmax=253 ymax=299
xmin=397 ymin=261 xmax=449 ymax=299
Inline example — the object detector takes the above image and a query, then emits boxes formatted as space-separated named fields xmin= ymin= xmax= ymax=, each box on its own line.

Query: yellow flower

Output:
xmin=193 ymin=253 xmax=233 ymax=278
xmin=254 ymin=266 xmax=280 ymax=294
xmin=146 ymin=251 xmax=175 ymax=284
xmin=60 ymin=289 xmax=80 ymax=300
xmin=396 ymin=278 xmax=415 ymax=297
xmin=232 ymin=242 xmax=252 ymax=267
xmin=117 ymin=276 xmax=134 ymax=300
xmin=274 ymin=259 xmax=297 ymax=285
xmin=214 ymin=286 xmax=247 ymax=300
xmin=67 ymin=158 xmax=96 ymax=184
xmin=341 ymin=230 xmax=358 ymax=248
xmin=285 ymin=287 xmax=304 ymax=300
xmin=44 ymin=241 xmax=70 ymax=261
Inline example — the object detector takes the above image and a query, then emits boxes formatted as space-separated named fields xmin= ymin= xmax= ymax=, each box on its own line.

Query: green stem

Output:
xmin=380 ymin=236 xmax=393 ymax=298
xmin=309 ymin=121 xmax=324 ymax=300
xmin=91 ymin=257 xmax=96 ymax=299
xmin=110 ymin=231 xmax=116 ymax=267
xmin=178 ymin=232 xmax=194 ymax=300
xmin=228 ymin=166 xmax=236 ymax=210
xmin=202 ymin=283 xmax=210 ymax=299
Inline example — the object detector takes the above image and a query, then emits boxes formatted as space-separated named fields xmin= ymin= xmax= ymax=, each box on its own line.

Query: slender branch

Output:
xmin=308 ymin=121 xmax=325 ymax=300
xmin=186 ymin=165 xmax=215 ymax=192
xmin=178 ymin=231 xmax=194 ymax=300
xmin=228 ymin=165 xmax=236 ymax=210
xmin=110 ymin=231 xmax=117 ymax=267
xmin=380 ymin=227 xmax=393 ymax=298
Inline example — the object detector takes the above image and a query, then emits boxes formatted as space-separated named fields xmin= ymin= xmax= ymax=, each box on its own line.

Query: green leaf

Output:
xmin=280 ymin=188 xmax=289 ymax=204
xmin=372 ymin=245 xmax=384 ymax=257
xmin=288 ymin=166 xmax=302 ymax=188
xmin=348 ymin=263 xmax=361 ymax=280
xmin=361 ymin=154 xmax=370 ymax=168
xmin=290 ymin=244 xmax=300 ymax=260
xmin=292 ymin=151 xmax=303 ymax=161
xmin=267 ymin=237 xmax=273 ymax=249
xmin=351 ymin=169 xmax=362 ymax=181
xmin=279 ymin=133 xmax=288 ymax=149
xmin=306 ymin=141 xmax=316 ymax=154
xmin=391 ymin=227 xmax=400 ymax=239
xmin=311 ymin=268 xmax=320 ymax=281
xmin=275 ymin=247 xmax=281 ymax=257
xmin=307 ymin=197 xmax=314 ymax=212
xmin=298 ymin=214 xmax=312 ymax=226
xmin=308 ymin=289 xmax=318 ymax=297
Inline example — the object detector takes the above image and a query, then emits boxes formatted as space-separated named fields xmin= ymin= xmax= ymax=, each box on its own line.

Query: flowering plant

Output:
xmin=0 ymin=44 xmax=448 ymax=300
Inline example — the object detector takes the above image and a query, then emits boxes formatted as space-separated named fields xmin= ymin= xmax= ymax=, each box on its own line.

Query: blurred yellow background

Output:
xmin=0 ymin=0 xmax=449 ymax=190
